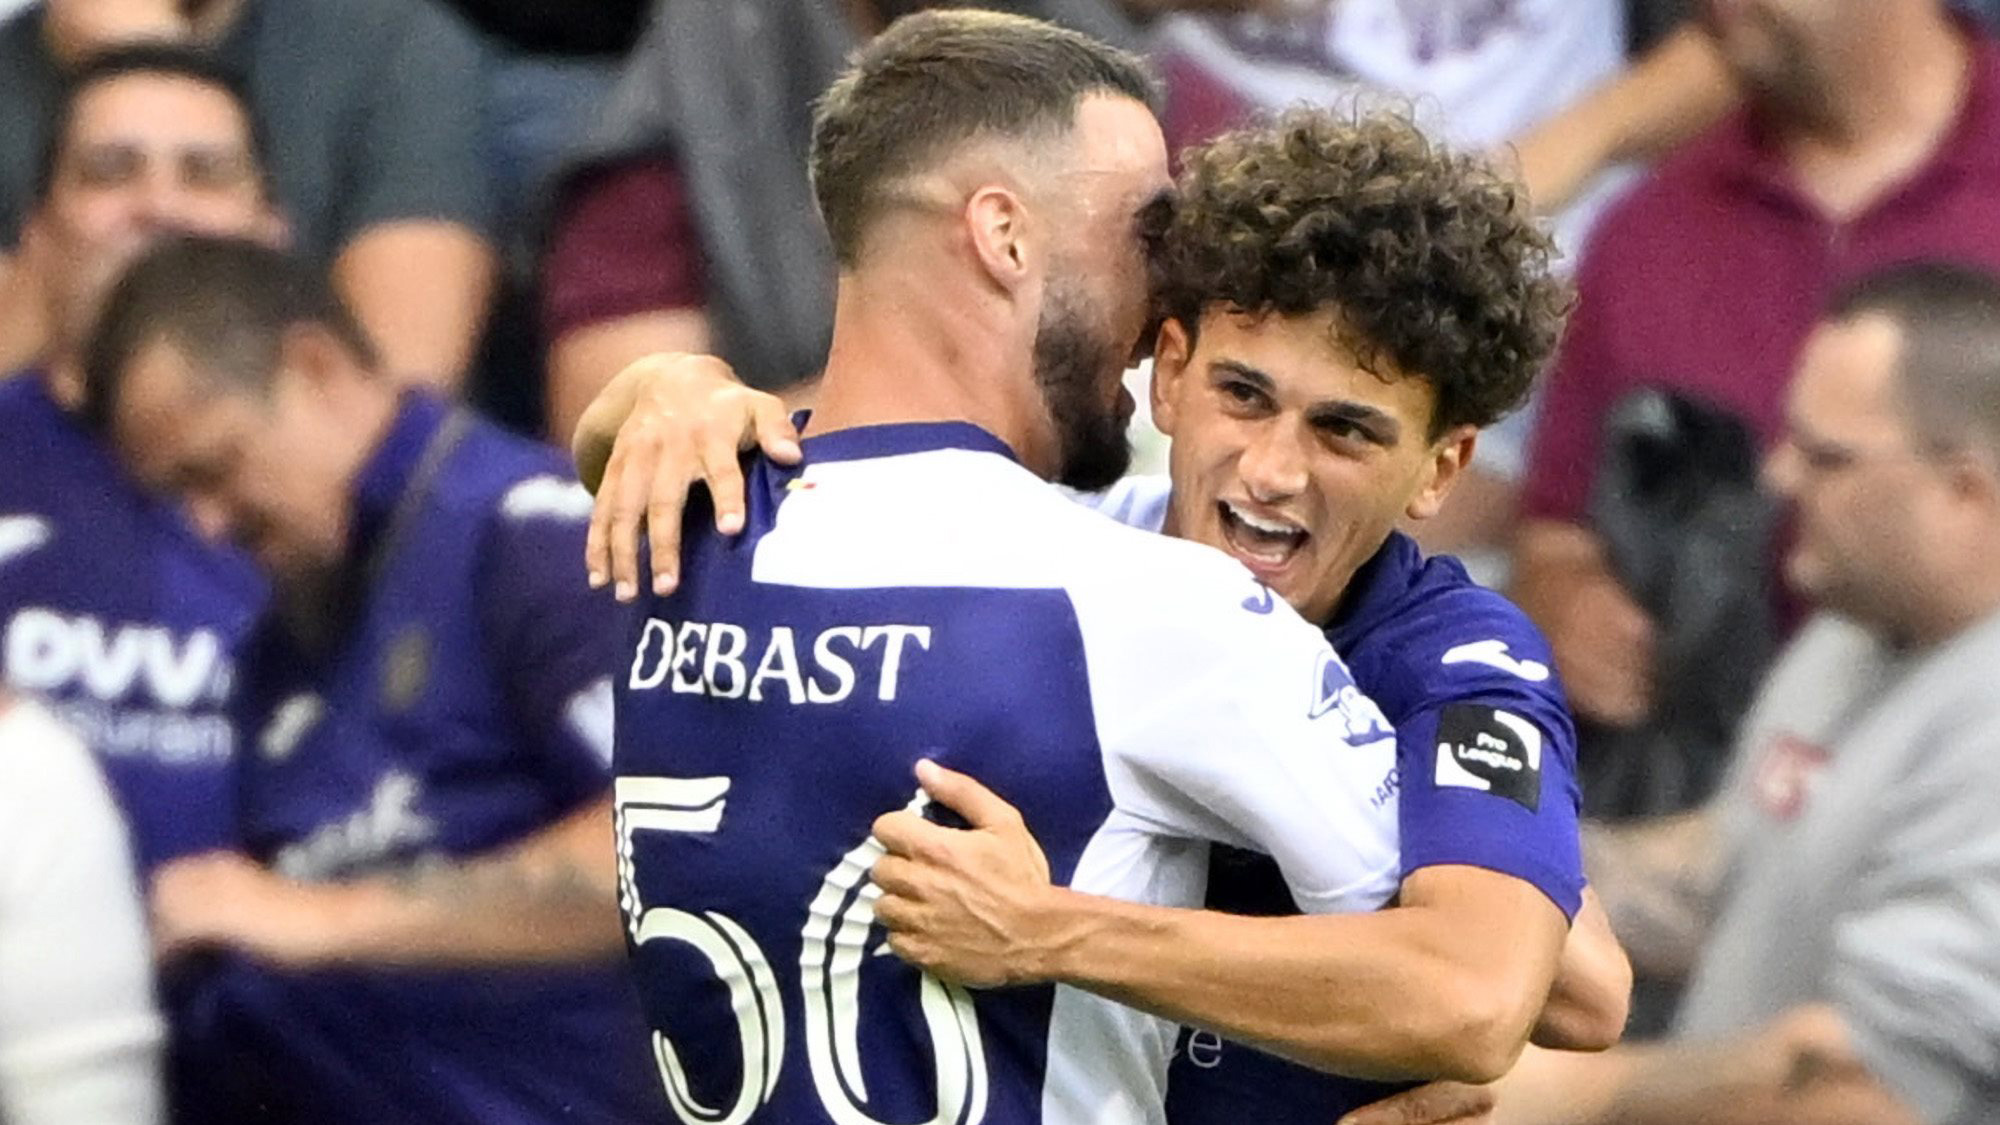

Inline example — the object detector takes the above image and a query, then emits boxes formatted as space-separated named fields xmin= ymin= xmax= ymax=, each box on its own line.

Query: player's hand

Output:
xmin=1335 ymin=1080 xmax=1497 ymax=1125
xmin=870 ymin=760 xmax=1056 ymax=989
xmin=577 ymin=353 xmax=800 ymax=601
xmin=150 ymin=851 xmax=344 ymax=968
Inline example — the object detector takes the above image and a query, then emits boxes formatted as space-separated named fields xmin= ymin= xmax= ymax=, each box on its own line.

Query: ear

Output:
xmin=1149 ymin=316 xmax=1194 ymax=436
xmin=964 ymin=185 xmax=1032 ymax=294
xmin=1405 ymin=424 xmax=1479 ymax=521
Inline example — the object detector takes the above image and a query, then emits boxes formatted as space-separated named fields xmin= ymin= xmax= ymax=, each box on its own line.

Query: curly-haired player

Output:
xmin=574 ymin=106 xmax=1630 ymax=1125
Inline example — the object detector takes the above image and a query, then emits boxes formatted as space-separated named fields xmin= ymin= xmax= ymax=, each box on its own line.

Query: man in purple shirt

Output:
xmin=1513 ymin=1 xmax=2000 ymax=739
xmin=80 ymin=235 xmax=662 ymax=1125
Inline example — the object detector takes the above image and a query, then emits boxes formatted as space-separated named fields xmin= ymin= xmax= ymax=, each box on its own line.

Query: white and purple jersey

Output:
xmin=0 ymin=374 xmax=262 ymax=871
xmin=614 ymin=422 xmax=1402 ymax=1125
xmin=1085 ymin=476 xmax=1583 ymax=1122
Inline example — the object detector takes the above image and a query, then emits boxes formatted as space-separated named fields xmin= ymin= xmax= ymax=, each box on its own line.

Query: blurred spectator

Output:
xmin=1132 ymin=2 xmax=1742 ymax=575
xmin=1494 ymin=261 xmax=2000 ymax=1125
xmin=84 ymin=235 xmax=658 ymax=1125
xmin=0 ymin=44 xmax=274 ymax=873
xmin=0 ymin=693 xmax=163 ymax=1125
xmin=0 ymin=45 xmax=280 ymax=1124
xmin=0 ymin=0 xmax=498 ymax=387
xmin=536 ymin=0 xmax=1138 ymax=446
xmin=1512 ymin=0 xmax=2000 ymax=755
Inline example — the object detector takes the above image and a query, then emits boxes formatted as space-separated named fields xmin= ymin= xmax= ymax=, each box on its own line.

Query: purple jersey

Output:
xmin=212 ymin=392 xmax=659 ymax=1125
xmin=0 ymin=374 xmax=263 ymax=871
xmin=1165 ymin=530 xmax=1582 ymax=1123
xmin=615 ymin=424 xmax=1401 ymax=1125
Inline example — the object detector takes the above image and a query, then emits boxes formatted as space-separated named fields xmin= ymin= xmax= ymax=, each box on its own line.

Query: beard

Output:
xmin=1032 ymin=279 xmax=1132 ymax=492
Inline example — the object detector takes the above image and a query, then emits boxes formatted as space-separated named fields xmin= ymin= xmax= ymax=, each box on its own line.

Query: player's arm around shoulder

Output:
xmin=1074 ymin=538 xmax=1403 ymax=908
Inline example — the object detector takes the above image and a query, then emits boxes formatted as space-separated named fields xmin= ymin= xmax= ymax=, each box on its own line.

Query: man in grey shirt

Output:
xmin=1495 ymin=261 xmax=2000 ymax=1124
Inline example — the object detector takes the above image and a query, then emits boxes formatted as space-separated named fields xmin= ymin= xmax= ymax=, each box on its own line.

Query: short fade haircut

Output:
xmin=809 ymin=8 xmax=1157 ymax=267
xmin=82 ymin=236 xmax=377 ymax=432
xmin=1828 ymin=260 xmax=2000 ymax=459
xmin=36 ymin=43 xmax=270 ymax=205
xmin=1152 ymin=109 xmax=1572 ymax=439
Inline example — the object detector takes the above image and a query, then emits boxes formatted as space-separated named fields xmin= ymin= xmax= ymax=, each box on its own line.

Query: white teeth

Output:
xmin=1223 ymin=501 xmax=1301 ymax=538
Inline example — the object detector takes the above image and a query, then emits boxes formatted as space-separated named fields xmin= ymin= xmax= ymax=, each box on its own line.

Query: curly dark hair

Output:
xmin=1152 ymin=109 xmax=1572 ymax=437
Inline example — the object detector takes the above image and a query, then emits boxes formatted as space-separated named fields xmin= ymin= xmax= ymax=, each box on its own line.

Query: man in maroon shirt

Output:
xmin=1513 ymin=0 xmax=2000 ymax=733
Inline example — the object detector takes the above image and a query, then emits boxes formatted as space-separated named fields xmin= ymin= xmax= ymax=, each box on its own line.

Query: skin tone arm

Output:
xmin=1508 ymin=520 xmax=1656 ymax=728
xmin=872 ymin=762 xmax=1571 ymax=1085
xmin=331 ymin=221 xmax=497 ymax=391
xmin=1493 ymin=1007 xmax=1920 ymax=1125
xmin=1578 ymin=807 xmax=1723 ymax=980
xmin=149 ymin=796 xmax=623 ymax=967
xmin=1504 ymin=25 xmax=1738 ymax=216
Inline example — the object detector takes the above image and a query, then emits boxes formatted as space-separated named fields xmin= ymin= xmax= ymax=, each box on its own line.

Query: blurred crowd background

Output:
xmin=2 ymin=0 xmax=1999 ymax=1122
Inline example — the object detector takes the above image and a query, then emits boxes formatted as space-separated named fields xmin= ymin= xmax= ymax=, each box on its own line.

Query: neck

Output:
xmin=808 ymin=263 xmax=1056 ymax=477
xmin=1776 ymin=11 xmax=1968 ymax=156
xmin=1900 ymin=552 xmax=2000 ymax=650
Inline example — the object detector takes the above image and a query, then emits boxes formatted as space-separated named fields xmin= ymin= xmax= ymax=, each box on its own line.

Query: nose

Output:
xmin=1237 ymin=420 xmax=1310 ymax=505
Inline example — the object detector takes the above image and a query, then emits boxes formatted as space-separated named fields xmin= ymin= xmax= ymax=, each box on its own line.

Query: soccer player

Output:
xmin=80 ymin=237 xmax=661 ymax=1125
xmin=601 ymin=11 xmax=1413 ymax=1124
xmin=577 ymin=110 xmax=1631 ymax=1123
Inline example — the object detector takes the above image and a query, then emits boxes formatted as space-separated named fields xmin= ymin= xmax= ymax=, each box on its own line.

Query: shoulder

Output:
xmin=1348 ymin=556 xmax=1566 ymax=717
xmin=1584 ymin=116 xmax=1751 ymax=259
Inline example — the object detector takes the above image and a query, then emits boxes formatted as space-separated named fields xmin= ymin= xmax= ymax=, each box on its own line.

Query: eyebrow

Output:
xmin=1210 ymin=359 xmax=1403 ymax=445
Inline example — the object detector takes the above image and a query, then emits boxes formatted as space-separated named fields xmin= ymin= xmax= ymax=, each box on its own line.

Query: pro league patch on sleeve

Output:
xmin=1434 ymin=705 xmax=1542 ymax=812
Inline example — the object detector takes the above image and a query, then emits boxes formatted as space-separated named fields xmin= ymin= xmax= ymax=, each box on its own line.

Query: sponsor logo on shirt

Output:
xmin=272 ymin=769 xmax=437 ymax=881
xmin=5 ymin=607 xmax=233 ymax=709
xmin=629 ymin=618 xmax=933 ymax=704
xmin=1433 ymin=704 xmax=1542 ymax=811
xmin=1309 ymin=650 xmax=1394 ymax=743
xmin=1440 ymin=639 xmax=1551 ymax=683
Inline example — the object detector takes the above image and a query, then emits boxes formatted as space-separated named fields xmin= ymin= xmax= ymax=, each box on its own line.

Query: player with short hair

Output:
xmin=578 ymin=109 xmax=1630 ymax=1124
xmin=603 ymin=11 xmax=1415 ymax=1124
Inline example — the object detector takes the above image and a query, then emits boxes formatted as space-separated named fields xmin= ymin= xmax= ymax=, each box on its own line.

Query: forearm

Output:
xmin=1579 ymin=813 xmax=1719 ymax=979
xmin=312 ymin=799 xmax=622 ymax=966
xmin=333 ymin=221 xmax=496 ymax=389
xmin=1035 ymin=890 xmax=1551 ymax=1083
xmin=1532 ymin=889 xmax=1632 ymax=1051
xmin=1509 ymin=26 xmax=1737 ymax=214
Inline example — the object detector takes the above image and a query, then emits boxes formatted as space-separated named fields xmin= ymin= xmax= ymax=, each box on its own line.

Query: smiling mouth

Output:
xmin=1217 ymin=500 xmax=1308 ymax=572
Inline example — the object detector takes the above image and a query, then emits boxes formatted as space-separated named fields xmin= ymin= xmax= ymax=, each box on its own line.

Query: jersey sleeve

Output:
xmin=476 ymin=474 xmax=622 ymax=810
xmin=1075 ymin=545 xmax=1403 ymax=914
xmin=1391 ymin=618 xmax=1585 ymax=918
